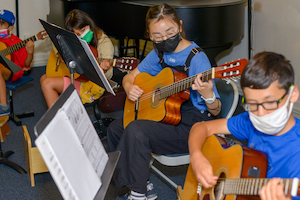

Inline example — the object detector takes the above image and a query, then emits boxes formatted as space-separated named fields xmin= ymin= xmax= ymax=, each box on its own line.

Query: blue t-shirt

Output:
xmin=138 ymin=41 xmax=220 ymax=111
xmin=228 ymin=112 xmax=300 ymax=199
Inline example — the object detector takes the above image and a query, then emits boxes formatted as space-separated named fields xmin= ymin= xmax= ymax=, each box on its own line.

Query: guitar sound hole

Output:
xmin=213 ymin=172 xmax=226 ymax=200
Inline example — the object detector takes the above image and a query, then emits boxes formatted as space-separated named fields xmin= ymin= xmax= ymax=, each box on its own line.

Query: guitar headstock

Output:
xmin=214 ymin=59 xmax=248 ymax=80
xmin=115 ymin=57 xmax=139 ymax=73
xmin=36 ymin=29 xmax=49 ymax=40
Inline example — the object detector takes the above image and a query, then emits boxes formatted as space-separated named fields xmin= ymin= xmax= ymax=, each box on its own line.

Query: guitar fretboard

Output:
xmin=223 ymin=178 xmax=299 ymax=196
xmin=0 ymin=35 xmax=37 ymax=56
xmin=159 ymin=68 xmax=215 ymax=99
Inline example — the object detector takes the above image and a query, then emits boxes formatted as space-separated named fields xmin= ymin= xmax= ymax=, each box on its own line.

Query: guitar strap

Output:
xmin=160 ymin=47 xmax=203 ymax=75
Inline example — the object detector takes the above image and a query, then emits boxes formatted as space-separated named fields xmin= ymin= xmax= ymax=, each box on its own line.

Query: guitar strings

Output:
xmin=137 ymin=68 xmax=216 ymax=102
xmin=0 ymin=35 xmax=36 ymax=56
xmin=138 ymin=69 xmax=213 ymax=101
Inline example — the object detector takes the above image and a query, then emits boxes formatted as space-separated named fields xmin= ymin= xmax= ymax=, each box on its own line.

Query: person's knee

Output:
xmin=125 ymin=121 xmax=147 ymax=141
xmin=40 ymin=77 xmax=54 ymax=92
xmin=40 ymin=74 xmax=47 ymax=84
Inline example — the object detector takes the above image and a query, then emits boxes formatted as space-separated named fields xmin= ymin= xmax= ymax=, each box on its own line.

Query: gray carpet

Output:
xmin=0 ymin=66 xmax=188 ymax=200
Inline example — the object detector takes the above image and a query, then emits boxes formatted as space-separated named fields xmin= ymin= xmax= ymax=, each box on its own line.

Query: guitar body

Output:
xmin=0 ymin=42 xmax=11 ymax=60
xmin=123 ymin=67 xmax=190 ymax=128
xmin=46 ymin=45 xmax=98 ymax=79
xmin=46 ymin=48 xmax=80 ymax=78
xmin=0 ymin=42 xmax=11 ymax=70
xmin=182 ymin=135 xmax=268 ymax=200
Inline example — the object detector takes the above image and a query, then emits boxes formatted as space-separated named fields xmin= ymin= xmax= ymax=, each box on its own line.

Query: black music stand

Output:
xmin=39 ymin=19 xmax=115 ymax=95
xmin=0 ymin=54 xmax=26 ymax=174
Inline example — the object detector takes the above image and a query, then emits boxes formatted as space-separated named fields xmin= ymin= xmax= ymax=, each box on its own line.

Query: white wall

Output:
xmin=216 ymin=0 xmax=300 ymax=118
xmin=0 ymin=0 xmax=52 ymax=67
xmin=251 ymin=0 xmax=300 ymax=117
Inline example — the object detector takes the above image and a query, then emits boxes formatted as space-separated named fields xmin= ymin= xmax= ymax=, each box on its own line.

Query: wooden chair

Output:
xmin=22 ymin=125 xmax=48 ymax=187
xmin=0 ymin=115 xmax=10 ymax=142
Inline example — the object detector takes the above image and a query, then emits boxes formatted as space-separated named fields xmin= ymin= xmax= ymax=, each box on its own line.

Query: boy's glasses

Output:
xmin=150 ymin=31 xmax=179 ymax=44
xmin=242 ymin=92 xmax=288 ymax=112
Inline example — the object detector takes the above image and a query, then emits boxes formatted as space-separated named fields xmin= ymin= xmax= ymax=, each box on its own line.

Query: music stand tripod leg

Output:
xmin=0 ymin=141 xmax=26 ymax=174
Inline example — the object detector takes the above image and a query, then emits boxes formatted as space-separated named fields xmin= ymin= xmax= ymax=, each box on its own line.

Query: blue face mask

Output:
xmin=80 ymin=27 xmax=93 ymax=44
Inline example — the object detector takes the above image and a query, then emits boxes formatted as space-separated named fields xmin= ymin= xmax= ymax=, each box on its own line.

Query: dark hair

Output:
xmin=145 ymin=3 xmax=186 ymax=63
xmin=64 ymin=9 xmax=99 ymax=48
xmin=241 ymin=51 xmax=294 ymax=92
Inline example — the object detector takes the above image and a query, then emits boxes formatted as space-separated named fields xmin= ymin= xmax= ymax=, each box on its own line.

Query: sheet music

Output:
xmin=61 ymin=90 xmax=108 ymax=177
xmin=35 ymin=89 xmax=109 ymax=200
xmin=78 ymin=38 xmax=116 ymax=95
xmin=35 ymin=110 xmax=101 ymax=200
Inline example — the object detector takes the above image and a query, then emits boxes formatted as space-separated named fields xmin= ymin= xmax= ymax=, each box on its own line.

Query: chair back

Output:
xmin=215 ymin=79 xmax=239 ymax=119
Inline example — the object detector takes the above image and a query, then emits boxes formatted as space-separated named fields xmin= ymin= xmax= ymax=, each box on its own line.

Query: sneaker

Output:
xmin=0 ymin=104 xmax=10 ymax=116
xmin=115 ymin=193 xmax=133 ymax=200
xmin=23 ymin=66 xmax=32 ymax=75
xmin=116 ymin=192 xmax=146 ymax=200
xmin=147 ymin=181 xmax=158 ymax=200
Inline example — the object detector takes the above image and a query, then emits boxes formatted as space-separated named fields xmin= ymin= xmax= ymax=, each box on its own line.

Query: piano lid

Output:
xmin=121 ymin=0 xmax=247 ymax=8
xmin=61 ymin=0 xmax=247 ymax=64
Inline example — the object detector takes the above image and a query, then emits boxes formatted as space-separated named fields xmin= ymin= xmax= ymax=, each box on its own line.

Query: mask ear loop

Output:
xmin=80 ymin=26 xmax=90 ymax=38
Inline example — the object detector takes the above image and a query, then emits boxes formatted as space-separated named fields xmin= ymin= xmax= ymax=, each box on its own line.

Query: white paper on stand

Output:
xmin=35 ymin=89 xmax=109 ymax=200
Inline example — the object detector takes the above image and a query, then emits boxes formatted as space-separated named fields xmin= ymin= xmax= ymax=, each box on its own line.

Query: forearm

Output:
xmin=189 ymin=122 xmax=209 ymax=161
xmin=24 ymin=53 xmax=33 ymax=67
xmin=122 ymin=73 xmax=135 ymax=92
xmin=189 ymin=119 xmax=229 ymax=160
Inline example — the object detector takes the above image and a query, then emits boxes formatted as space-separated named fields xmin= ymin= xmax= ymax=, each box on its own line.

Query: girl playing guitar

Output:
xmin=40 ymin=9 xmax=114 ymax=107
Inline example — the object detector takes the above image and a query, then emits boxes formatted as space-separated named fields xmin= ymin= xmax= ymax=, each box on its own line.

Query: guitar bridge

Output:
xmin=135 ymin=98 xmax=139 ymax=120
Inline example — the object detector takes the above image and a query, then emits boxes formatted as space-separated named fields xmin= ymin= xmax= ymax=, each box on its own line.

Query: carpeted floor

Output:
xmin=0 ymin=66 xmax=188 ymax=200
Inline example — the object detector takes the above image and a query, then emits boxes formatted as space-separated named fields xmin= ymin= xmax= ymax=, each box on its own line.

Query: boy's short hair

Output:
xmin=240 ymin=51 xmax=294 ymax=92
xmin=0 ymin=10 xmax=15 ymax=26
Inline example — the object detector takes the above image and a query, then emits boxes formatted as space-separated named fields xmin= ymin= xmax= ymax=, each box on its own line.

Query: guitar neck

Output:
xmin=223 ymin=178 xmax=300 ymax=197
xmin=0 ymin=35 xmax=37 ymax=56
xmin=159 ymin=68 xmax=215 ymax=99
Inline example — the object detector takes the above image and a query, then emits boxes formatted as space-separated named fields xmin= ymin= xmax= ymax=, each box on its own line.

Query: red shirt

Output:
xmin=0 ymin=34 xmax=26 ymax=81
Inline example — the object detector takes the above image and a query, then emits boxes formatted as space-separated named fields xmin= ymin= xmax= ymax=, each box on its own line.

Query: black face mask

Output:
xmin=154 ymin=33 xmax=182 ymax=52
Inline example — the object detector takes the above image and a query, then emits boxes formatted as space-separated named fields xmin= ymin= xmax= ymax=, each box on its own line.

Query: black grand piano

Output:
xmin=59 ymin=0 xmax=247 ymax=66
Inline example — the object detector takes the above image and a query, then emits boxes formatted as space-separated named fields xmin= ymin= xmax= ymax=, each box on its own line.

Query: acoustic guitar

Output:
xmin=123 ymin=59 xmax=248 ymax=128
xmin=0 ymin=30 xmax=48 ymax=60
xmin=181 ymin=135 xmax=300 ymax=200
xmin=45 ymin=45 xmax=98 ymax=79
xmin=46 ymin=48 xmax=138 ymax=78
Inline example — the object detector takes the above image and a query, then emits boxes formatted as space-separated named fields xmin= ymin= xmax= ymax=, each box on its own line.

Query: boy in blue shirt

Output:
xmin=189 ymin=51 xmax=300 ymax=200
